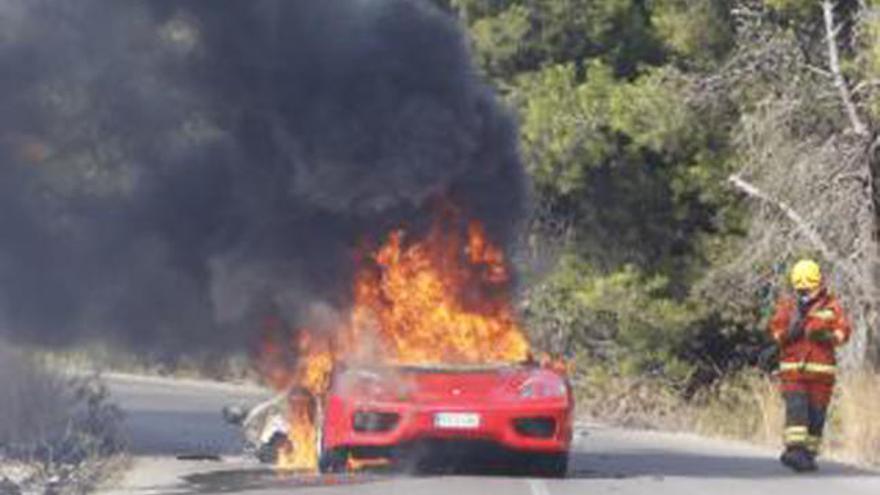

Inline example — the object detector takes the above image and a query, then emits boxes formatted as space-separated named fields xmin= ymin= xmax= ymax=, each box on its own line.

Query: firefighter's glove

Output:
xmin=786 ymin=315 xmax=806 ymax=343
xmin=757 ymin=345 xmax=779 ymax=373
xmin=808 ymin=329 xmax=835 ymax=343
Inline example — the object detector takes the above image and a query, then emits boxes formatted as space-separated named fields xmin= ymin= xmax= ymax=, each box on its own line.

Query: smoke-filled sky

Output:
xmin=0 ymin=0 xmax=525 ymax=353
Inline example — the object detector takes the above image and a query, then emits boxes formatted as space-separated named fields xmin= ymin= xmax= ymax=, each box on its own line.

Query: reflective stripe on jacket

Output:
xmin=778 ymin=362 xmax=837 ymax=375
xmin=768 ymin=290 xmax=851 ymax=382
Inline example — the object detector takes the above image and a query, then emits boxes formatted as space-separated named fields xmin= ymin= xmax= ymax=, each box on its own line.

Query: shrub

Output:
xmin=0 ymin=346 xmax=125 ymax=494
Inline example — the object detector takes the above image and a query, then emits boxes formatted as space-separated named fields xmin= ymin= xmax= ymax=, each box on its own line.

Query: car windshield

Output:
xmin=342 ymin=361 xmax=530 ymax=375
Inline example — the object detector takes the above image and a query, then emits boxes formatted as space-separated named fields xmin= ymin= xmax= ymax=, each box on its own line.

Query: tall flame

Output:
xmin=258 ymin=324 xmax=333 ymax=471
xmin=345 ymin=219 xmax=529 ymax=364
xmin=261 ymin=209 xmax=530 ymax=471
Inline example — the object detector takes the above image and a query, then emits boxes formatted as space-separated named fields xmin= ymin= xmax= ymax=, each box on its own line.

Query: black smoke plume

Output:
xmin=0 ymin=0 xmax=525 ymax=354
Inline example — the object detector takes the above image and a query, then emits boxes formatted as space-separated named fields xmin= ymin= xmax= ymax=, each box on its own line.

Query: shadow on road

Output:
xmin=182 ymin=469 xmax=391 ymax=494
xmin=121 ymin=410 xmax=247 ymax=456
xmin=568 ymin=450 xmax=878 ymax=480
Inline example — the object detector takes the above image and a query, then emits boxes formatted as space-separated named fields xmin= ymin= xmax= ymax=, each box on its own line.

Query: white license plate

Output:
xmin=434 ymin=412 xmax=481 ymax=429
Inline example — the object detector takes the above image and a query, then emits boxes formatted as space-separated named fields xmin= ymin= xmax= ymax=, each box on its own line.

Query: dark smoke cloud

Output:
xmin=0 ymin=0 xmax=525 ymax=353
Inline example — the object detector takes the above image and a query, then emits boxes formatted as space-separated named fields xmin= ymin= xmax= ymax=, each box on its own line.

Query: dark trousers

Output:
xmin=781 ymin=380 xmax=833 ymax=455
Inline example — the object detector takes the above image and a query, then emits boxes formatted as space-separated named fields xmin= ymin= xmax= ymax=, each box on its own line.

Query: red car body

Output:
xmin=318 ymin=363 xmax=573 ymax=476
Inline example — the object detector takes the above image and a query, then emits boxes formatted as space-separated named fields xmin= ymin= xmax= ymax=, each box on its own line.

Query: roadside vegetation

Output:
xmin=433 ymin=0 xmax=880 ymax=466
xmin=0 ymin=346 xmax=125 ymax=495
xmin=28 ymin=343 xmax=257 ymax=384
xmin=573 ymin=369 xmax=880 ymax=467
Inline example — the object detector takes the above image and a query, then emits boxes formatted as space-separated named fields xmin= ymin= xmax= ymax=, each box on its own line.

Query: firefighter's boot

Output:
xmin=780 ymin=446 xmax=817 ymax=473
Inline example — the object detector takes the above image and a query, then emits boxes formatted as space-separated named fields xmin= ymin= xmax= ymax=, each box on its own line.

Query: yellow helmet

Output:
xmin=790 ymin=259 xmax=822 ymax=291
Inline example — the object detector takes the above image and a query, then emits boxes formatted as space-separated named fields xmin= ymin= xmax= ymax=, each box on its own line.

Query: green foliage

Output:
xmin=456 ymin=0 xmax=662 ymax=80
xmin=456 ymin=2 xmax=738 ymax=282
xmin=608 ymin=65 xmax=699 ymax=155
xmin=514 ymin=61 xmax=703 ymax=193
xmin=856 ymin=6 xmax=880 ymax=118
xmin=445 ymin=0 xmax=879 ymax=414
xmin=651 ymin=0 xmax=733 ymax=66
xmin=513 ymin=62 xmax=611 ymax=195
xmin=457 ymin=0 xmax=751 ymax=388
xmin=470 ymin=5 xmax=531 ymax=77
xmin=512 ymin=57 xmax=732 ymax=282
xmin=526 ymin=255 xmax=699 ymax=382
xmin=864 ymin=17 xmax=880 ymax=78
xmin=763 ymin=0 xmax=818 ymax=17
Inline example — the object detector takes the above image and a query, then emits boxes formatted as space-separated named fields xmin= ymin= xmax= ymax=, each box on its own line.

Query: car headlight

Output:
xmin=338 ymin=370 xmax=413 ymax=400
xmin=519 ymin=378 xmax=567 ymax=399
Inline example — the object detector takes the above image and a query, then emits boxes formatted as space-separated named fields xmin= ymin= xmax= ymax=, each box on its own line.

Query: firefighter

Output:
xmin=768 ymin=259 xmax=851 ymax=472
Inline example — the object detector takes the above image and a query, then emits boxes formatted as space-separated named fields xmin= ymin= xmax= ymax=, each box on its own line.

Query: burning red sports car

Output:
xmin=250 ymin=211 xmax=573 ymax=477
xmin=318 ymin=362 xmax=573 ymax=476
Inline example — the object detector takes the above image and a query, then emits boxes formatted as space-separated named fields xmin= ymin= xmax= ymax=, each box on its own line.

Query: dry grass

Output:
xmin=0 ymin=347 xmax=71 ymax=448
xmin=0 ymin=345 xmax=126 ymax=494
xmin=826 ymin=372 xmax=880 ymax=465
xmin=572 ymin=365 xmax=689 ymax=430
xmin=690 ymin=371 xmax=783 ymax=447
xmin=692 ymin=371 xmax=880 ymax=467
xmin=27 ymin=343 xmax=258 ymax=383
xmin=574 ymin=366 xmax=880 ymax=467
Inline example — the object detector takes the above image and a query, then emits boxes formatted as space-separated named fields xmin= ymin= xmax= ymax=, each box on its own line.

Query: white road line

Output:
xmin=527 ymin=479 xmax=551 ymax=495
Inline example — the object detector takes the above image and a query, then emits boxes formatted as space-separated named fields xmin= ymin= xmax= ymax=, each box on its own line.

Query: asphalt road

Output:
xmin=100 ymin=374 xmax=880 ymax=495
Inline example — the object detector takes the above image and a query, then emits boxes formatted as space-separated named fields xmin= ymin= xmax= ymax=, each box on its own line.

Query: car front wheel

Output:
xmin=318 ymin=448 xmax=349 ymax=474
xmin=523 ymin=452 xmax=568 ymax=478
xmin=256 ymin=432 xmax=290 ymax=464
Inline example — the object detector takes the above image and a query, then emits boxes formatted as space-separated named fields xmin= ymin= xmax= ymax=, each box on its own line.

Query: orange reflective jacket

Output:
xmin=768 ymin=290 xmax=851 ymax=382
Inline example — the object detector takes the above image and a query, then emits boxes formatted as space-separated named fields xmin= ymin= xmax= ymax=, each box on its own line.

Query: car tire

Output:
xmin=524 ymin=452 xmax=568 ymax=478
xmin=257 ymin=432 xmax=290 ymax=464
xmin=318 ymin=448 xmax=349 ymax=474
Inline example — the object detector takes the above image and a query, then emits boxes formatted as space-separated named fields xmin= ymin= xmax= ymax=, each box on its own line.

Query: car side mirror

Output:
xmin=222 ymin=405 xmax=247 ymax=426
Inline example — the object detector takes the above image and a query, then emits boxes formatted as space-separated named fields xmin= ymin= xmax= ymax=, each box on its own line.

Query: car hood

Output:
xmin=334 ymin=363 xmax=566 ymax=404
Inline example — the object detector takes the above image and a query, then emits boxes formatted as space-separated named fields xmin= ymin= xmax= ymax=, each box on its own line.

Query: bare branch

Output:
xmin=822 ymin=0 xmax=869 ymax=136
xmin=852 ymin=80 xmax=880 ymax=98
xmin=728 ymin=174 xmax=841 ymax=262
xmin=804 ymin=64 xmax=834 ymax=79
xmin=834 ymin=172 xmax=871 ymax=186
xmin=728 ymin=173 xmax=875 ymax=308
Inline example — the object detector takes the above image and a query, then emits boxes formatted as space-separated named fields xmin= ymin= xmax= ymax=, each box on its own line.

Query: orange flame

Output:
xmin=261 ymin=209 xmax=530 ymax=471
xmin=276 ymin=394 xmax=318 ymax=471
xmin=345 ymin=218 xmax=529 ymax=365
